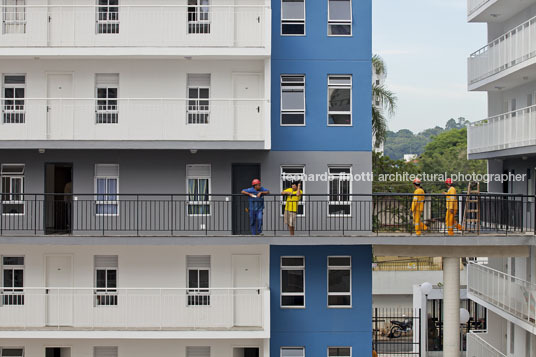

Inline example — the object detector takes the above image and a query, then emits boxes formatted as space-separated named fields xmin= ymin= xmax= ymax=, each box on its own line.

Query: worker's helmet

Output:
xmin=251 ymin=179 xmax=261 ymax=186
xmin=445 ymin=178 xmax=453 ymax=185
xmin=413 ymin=178 xmax=421 ymax=185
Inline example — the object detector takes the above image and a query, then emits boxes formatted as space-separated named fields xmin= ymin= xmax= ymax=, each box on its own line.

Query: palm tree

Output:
xmin=372 ymin=54 xmax=397 ymax=148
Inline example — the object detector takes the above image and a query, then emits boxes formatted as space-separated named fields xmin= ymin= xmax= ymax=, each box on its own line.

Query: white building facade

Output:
xmin=467 ymin=1 xmax=536 ymax=356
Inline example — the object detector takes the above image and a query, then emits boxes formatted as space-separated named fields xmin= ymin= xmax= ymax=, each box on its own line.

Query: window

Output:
xmin=186 ymin=347 xmax=210 ymax=357
xmin=328 ymin=166 xmax=351 ymax=216
xmin=328 ymin=347 xmax=351 ymax=357
xmin=327 ymin=257 xmax=351 ymax=307
xmin=281 ymin=0 xmax=305 ymax=35
xmin=96 ymin=0 xmax=119 ymax=34
xmin=95 ymin=164 xmax=119 ymax=215
xmin=96 ymin=74 xmax=119 ymax=124
xmin=0 ymin=349 xmax=23 ymax=357
xmin=328 ymin=0 xmax=351 ymax=36
xmin=1 ymin=164 xmax=24 ymax=215
xmin=187 ymin=255 xmax=210 ymax=306
xmin=2 ymin=256 xmax=24 ymax=306
xmin=187 ymin=74 xmax=210 ymax=124
xmin=281 ymin=75 xmax=305 ymax=125
xmin=281 ymin=347 xmax=304 ymax=357
xmin=328 ymin=75 xmax=352 ymax=125
xmin=94 ymin=347 xmax=118 ymax=357
xmin=188 ymin=0 xmax=210 ymax=34
xmin=280 ymin=166 xmax=305 ymax=215
xmin=186 ymin=165 xmax=211 ymax=215
xmin=2 ymin=0 xmax=25 ymax=34
xmin=280 ymin=257 xmax=305 ymax=308
xmin=94 ymin=255 xmax=118 ymax=306
xmin=2 ymin=74 xmax=25 ymax=124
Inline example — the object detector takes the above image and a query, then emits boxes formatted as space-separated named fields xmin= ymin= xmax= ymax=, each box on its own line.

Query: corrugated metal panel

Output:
xmin=186 ymin=347 xmax=210 ymax=357
xmin=95 ymin=164 xmax=119 ymax=177
xmin=94 ymin=347 xmax=118 ymax=357
xmin=186 ymin=164 xmax=211 ymax=178
xmin=94 ymin=255 xmax=118 ymax=268
xmin=95 ymin=73 xmax=119 ymax=86
xmin=187 ymin=74 xmax=210 ymax=87
xmin=187 ymin=255 xmax=210 ymax=268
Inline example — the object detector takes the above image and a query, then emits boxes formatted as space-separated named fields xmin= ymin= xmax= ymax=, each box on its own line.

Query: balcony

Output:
xmin=0 ymin=193 xmax=532 ymax=237
xmin=467 ymin=0 xmax=536 ymax=23
xmin=0 ymin=4 xmax=270 ymax=57
xmin=467 ymin=263 xmax=536 ymax=331
xmin=468 ymin=14 xmax=536 ymax=90
xmin=0 ymin=287 xmax=268 ymax=335
xmin=467 ymin=104 xmax=536 ymax=157
xmin=0 ymin=98 xmax=269 ymax=150
xmin=466 ymin=331 xmax=506 ymax=357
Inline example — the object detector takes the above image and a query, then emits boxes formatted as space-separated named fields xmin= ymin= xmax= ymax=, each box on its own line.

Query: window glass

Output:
xmin=281 ymin=257 xmax=305 ymax=307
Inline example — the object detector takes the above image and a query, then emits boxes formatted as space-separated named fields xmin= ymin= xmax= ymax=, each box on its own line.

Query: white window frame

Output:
xmin=95 ymin=76 xmax=119 ymax=124
xmin=280 ymin=0 xmax=305 ymax=36
xmin=1 ymin=256 xmax=24 ymax=306
xmin=1 ymin=164 xmax=24 ymax=216
xmin=187 ymin=0 xmax=211 ymax=34
xmin=281 ymin=347 xmax=305 ymax=357
xmin=280 ymin=75 xmax=305 ymax=126
xmin=327 ymin=256 xmax=351 ymax=308
xmin=327 ymin=347 xmax=351 ymax=357
xmin=327 ymin=166 xmax=352 ymax=217
xmin=187 ymin=267 xmax=210 ymax=306
xmin=94 ymin=256 xmax=118 ymax=307
xmin=327 ymin=75 xmax=352 ymax=126
xmin=280 ymin=166 xmax=305 ymax=217
xmin=94 ymin=165 xmax=119 ymax=217
xmin=0 ymin=348 xmax=24 ymax=357
xmin=96 ymin=0 xmax=119 ymax=34
xmin=2 ymin=0 xmax=26 ymax=34
xmin=327 ymin=0 xmax=352 ymax=37
xmin=280 ymin=256 xmax=305 ymax=308
xmin=186 ymin=164 xmax=211 ymax=216
xmin=187 ymin=77 xmax=211 ymax=125
xmin=2 ymin=74 xmax=25 ymax=124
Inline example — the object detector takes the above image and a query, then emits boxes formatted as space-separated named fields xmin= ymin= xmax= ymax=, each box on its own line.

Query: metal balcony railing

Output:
xmin=372 ymin=258 xmax=444 ymax=271
xmin=468 ymin=14 xmax=536 ymax=85
xmin=0 ymin=287 xmax=267 ymax=330
xmin=466 ymin=331 xmax=506 ymax=357
xmin=468 ymin=104 xmax=536 ymax=154
xmin=0 ymin=5 xmax=269 ymax=49
xmin=0 ymin=98 xmax=267 ymax=142
xmin=0 ymin=193 xmax=532 ymax=236
xmin=468 ymin=263 xmax=536 ymax=327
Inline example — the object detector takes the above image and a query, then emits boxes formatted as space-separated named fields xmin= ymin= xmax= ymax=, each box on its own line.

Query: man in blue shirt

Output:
xmin=241 ymin=179 xmax=270 ymax=235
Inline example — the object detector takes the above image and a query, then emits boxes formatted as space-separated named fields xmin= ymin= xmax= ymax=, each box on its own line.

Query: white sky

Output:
xmin=373 ymin=0 xmax=488 ymax=133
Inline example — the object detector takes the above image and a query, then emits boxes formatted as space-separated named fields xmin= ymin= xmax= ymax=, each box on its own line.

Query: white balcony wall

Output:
xmin=467 ymin=0 xmax=493 ymax=17
xmin=0 ymin=1 xmax=269 ymax=49
xmin=0 ymin=340 xmax=268 ymax=357
xmin=468 ymin=15 xmax=536 ymax=86
xmin=0 ymin=244 xmax=269 ymax=331
xmin=0 ymin=59 xmax=267 ymax=143
xmin=468 ymin=104 xmax=536 ymax=154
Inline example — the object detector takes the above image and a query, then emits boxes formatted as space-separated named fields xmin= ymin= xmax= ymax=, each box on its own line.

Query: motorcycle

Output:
xmin=388 ymin=318 xmax=413 ymax=338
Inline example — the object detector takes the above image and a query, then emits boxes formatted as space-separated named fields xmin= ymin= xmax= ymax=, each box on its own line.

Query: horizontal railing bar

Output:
xmin=470 ymin=104 xmax=536 ymax=126
xmin=0 ymin=4 xmax=271 ymax=8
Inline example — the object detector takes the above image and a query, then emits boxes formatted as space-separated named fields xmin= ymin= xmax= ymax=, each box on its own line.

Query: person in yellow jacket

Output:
xmin=411 ymin=178 xmax=428 ymax=235
xmin=444 ymin=178 xmax=463 ymax=236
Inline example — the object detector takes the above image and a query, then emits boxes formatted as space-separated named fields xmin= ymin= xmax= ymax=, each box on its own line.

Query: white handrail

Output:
xmin=467 ymin=331 xmax=506 ymax=357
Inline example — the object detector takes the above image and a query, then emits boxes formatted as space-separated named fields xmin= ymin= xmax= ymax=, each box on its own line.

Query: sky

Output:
xmin=373 ymin=0 xmax=488 ymax=133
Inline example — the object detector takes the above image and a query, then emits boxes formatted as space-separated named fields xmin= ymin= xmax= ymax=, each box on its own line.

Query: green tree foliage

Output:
xmin=372 ymin=152 xmax=419 ymax=193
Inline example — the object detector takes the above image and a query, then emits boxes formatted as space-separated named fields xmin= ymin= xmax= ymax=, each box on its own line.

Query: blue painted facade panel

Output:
xmin=270 ymin=0 xmax=372 ymax=151
xmin=270 ymin=245 xmax=372 ymax=356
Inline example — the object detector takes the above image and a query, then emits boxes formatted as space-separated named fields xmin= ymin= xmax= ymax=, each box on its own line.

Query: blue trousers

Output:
xmin=249 ymin=209 xmax=263 ymax=235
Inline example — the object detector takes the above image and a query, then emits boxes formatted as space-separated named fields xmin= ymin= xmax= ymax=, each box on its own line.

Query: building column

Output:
xmin=443 ymin=257 xmax=460 ymax=357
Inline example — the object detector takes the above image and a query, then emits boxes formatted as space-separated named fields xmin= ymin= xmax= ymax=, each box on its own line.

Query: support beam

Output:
xmin=443 ymin=257 xmax=460 ymax=357
xmin=374 ymin=245 xmax=530 ymax=258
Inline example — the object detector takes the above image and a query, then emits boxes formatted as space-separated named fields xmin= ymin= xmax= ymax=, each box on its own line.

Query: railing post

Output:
xmin=34 ymin=194 xmax=37 ymax=235
xmin=171 ymin=195 xmax=174 ymax=236
xmin=136 ymin=194 xmax=139 ymax=236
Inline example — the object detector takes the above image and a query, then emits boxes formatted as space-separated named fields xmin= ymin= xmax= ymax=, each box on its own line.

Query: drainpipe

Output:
xmin=443 ymin=257 xmax=461 ymax=357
